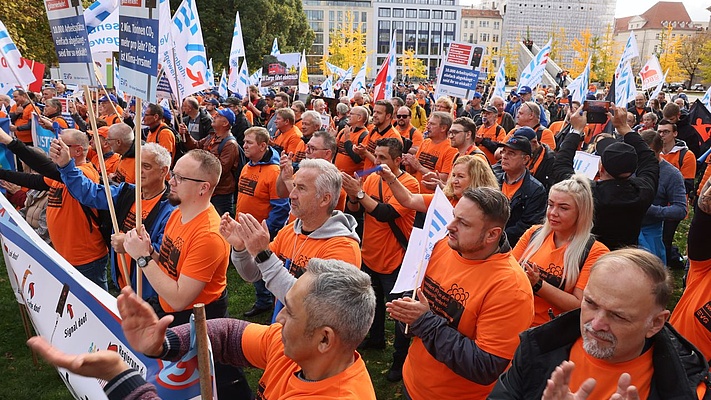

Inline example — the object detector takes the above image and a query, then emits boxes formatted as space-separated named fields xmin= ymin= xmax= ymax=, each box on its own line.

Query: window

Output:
xmin=479 ymin=20 xmax=489 ymax=27
xmin=494 ymin=21 xmax=500 ymax=29
xmin=469 ymin=33 xmax=474 ymax=43
xmin=309 ymin=22 xmax=323 ymax=31
xmin=481 ymin=33 xmax=489 ymax=42
xmin=444 ymin=23 xmax=455 ymax=32
xmin=419 ymin=10 xmax=430 ymax=19
xmin=433 ymin=10 xmax=442 ymax=19
xmin=393 ymin=8 xmax=404 ymax=18
xmin=418 ymin=32 xmax=429 ymax=54
xmin=394 ymin=21 xmax=404 ymax=31
xmin=432 ymin=22 xmax=442 ymax=32
xmin=444 ymin=11 xmax=456 ymax=20
xmin=378 ymin=8 xmax=391 ymax=17
xmin=379 ymin=20 xmax=391 ymax=30
xmin=406 ymin=21 xmax=416 ymax=31
xmin=492 ymin=34 xmax=499 ymax=42
xmin=419 ymin=22 xmax=429 ymax=30
xmin=406 ymin=9 xmax=417 ymax=18
xmin=305 ymin=10 xmax=324 ymax=20
xmin=464 ymin=20 xmax=468 ymax=29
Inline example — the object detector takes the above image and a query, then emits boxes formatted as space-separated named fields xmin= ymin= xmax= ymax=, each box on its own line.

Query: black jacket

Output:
xmin=676 ymin=110 xmax=702 ymax=158
xmin=495 ymin=170 xmax=547 ymax=246
xmin=181 ymin=108 xmax=214 ymax=141
xmin=530 ymin=143 xmax=555 ymax=192
xmin=230 ymin=111 xmax=251 ymax=147
xmin=552 ymin=131 xmax=659 ymax=250
xmin=489 ymin=309 xmax=710 ymax=399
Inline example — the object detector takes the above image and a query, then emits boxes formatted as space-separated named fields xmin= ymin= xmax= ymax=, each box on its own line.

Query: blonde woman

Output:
xmin=513 ymin=174 xmax=609 ymax=326
xmin=378 ymin=155 xmax=497 ymax=212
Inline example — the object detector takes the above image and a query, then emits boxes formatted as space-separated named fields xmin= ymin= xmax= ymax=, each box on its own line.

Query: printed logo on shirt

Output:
xmin=159 ymin=234 xmax=183 ymax=278
xmin=238 ymin=174 xmax=258 ymax=197
xmin=367 ymin=136 xmax=379 ymax=154
xmin=418 ymin=152 xmax=439 ymax=171
xmin=422 ymin=276 xmax=468 ymax=330
xmin=282 ymin=253 xmax=310 ymax=278
xmin=256 ymin=381 xmax=267 ymax=399
xmin=540 ymin=263 xmax=565 ymax=289
xmin=48 ymin=186 xmax=63 ymax=208
xmin=122 ymin=210 xmax=137 ymax=233
xmin=694 ymin=301 xmax=711 ymax=333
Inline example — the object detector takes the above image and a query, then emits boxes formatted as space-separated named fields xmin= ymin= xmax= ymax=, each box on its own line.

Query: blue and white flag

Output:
xmin=229 ymin=12 xmax=245 ymax=68
xmin=321 ymin=76 xmax=334 ymax=98
xmin=31 ymin=115 xmax=56 ymax=155
xmin=335 ymin=66 xmax=353 ymax=89
xmin=230 ymin=59 xmax=249 ymax=96
xmin=518 ymin=38 xmax=551 ymax=90
xmin=325 ymin=62 xmax=351 ymax=81
xmin=614 ymin=61 xmax=636 ymax=107
xmin=83 ymin=0 xmax=118 ymax=32
xmin=172 ymin=0 xmax=210 ymax=97
xmin=0 ymin=20 xmax=36 ymax=88
xmin=218 ymin=69 xmax=229 ymax=99
xmin=568 ymin=57 xmax=591 ymax=104
xmin=493 ymin=57 xmax=506 ymax=99
xmin=347 ymin=57 xmax=367 ymax=98
xmin=206 ymin=58 xmax=215 ymax=89
xmin=648 ymin=70 xmax=668 ymax=108
xmin=270 ymin=38 xmax=280 ymax=56
xmin=700 ymin=85 xmax=711 ymax=113
xmin=249 ymin=68 xmax=262 ymax=87
xmin=113 ymin=62 xmax=124 ymax=99
xmin=619 ymin=31 xmax=640 ymax=68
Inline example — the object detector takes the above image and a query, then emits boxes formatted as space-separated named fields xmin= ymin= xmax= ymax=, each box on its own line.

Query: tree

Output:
xmin=399 ymin=48 xmax=427 ymax=80
xmin=657 ymin=24 xmax=683 ymax=82
xmin=678 ymin=33 xmax=710 ymax=85
xmin=320 ymin=11 xmax=369 ymax=76
xmin=548 ymin=27 xmax=568 ymax=66
xmin=569 ymin=29 xmax=593 ymax=79
xmin=590 ymin=24 xmax=619 ymax=85
xmin=0 ymin=0 xmax=57 ymax=66
xmin=499 ymin=42 xmax=518 ymax=83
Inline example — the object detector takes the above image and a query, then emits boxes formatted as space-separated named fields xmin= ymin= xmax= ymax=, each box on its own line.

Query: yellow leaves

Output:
xmin=658 ymin=25 xmax=683 ymax=82
xmin=321 ymin=11 xmax=369 ymax=76
xmin=399 ymin=48 xmax=427 ymax=80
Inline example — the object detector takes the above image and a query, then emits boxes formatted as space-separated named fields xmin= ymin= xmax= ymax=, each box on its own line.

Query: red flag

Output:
xmin=372 ymin=61 xmax=389 ymax=102
xmin=23 ymin=58 xmax=45 ymax=93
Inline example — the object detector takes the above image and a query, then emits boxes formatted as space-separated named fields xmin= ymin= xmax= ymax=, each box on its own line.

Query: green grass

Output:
xmin=0 ymin=215 xmax=693 ymax=399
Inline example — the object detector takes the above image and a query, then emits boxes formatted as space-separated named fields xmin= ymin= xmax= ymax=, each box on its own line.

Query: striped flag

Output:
xmin=270 ymin=38 xmax=280 ymax=56
xmin=321 ymin=77 xmax=334 ymax=98
xmin=373 ymin=35 xmax=397 ymax=101
xmin=568 ymin=57 xmax=591 ymax=104
xmin=518 ymin=38 xmax=551 ymax=90
xmin=0 ymin=20 xmax=36 ymax=88
xmin=206 ymin=58 xmax=215 ymax=89
xmin=83 ymin=0 xmax=118 ymax=32
xmin=218 ymin=69 xmax=229 ymax=99
xmin=229 ymin=12 xmax=245 ymax=68
xmin=249 ymin=68 xmax=262 ymax=87
xmin=700 ymin=85 xmax=711 ymax=113
xmin=171 ymin=0 xmax=210 ymax=97
xmin=493 ymin=57 xmax=506 ymax=99
xmin=347 ymin=57 xmax=367 ymax=98
xmin=335 ymin=66 xmax=353 ymax=89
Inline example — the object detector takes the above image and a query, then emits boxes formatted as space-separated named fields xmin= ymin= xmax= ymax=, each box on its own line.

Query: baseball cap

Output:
xmin=471 ymin=92 xmax=482 ymax=99
xmin=216 ymin=108 xmax=236 ymax=125
xmin=265 ymin=90 xmax=276 ymax=99
xmin=99 ymin=94 xmax=118 ymax=103
xmin=96 ymin=126 xmax=109 ymax=138
xmin=511 ymin=126 xmax=536 ymax=142
xmin=517 ymin=86 xmax=532 ymax=95
xmin=509 ymin=89 xmax=519 ymax=97
xmin=162 ymin=106 xmax=172 ymax=123
xmin=596 ymin=138 xmax=637 ymax=178
xmin=222 ymin=96 xmax=243 ymax=106
xmin=482 ymin=105 xmax=497 ymax=114
xmin=207 ymin=98 xmax=219 ymax=106
xmin=499 ymin=135 xmax=532 ymax=156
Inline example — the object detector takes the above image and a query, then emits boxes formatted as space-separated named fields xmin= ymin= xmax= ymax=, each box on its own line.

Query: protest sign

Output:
xmin=260 ymin=53 xmax=300 ymax=88
xmin=43 ymin=0 xmax=97 ymax=86
xmin=118 ymin=0 xmax=160 ymax=102
xmin=573 ymin=151 xmax=600 ymax=180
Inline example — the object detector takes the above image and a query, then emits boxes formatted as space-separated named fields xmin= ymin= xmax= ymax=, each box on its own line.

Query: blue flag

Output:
xmin=0 ymin=118 xmax=16 ymax=171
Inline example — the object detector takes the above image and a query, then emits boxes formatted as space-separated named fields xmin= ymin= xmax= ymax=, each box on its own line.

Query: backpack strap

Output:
xmin=217 ymin=135 xmax=237 ymax=155
xmin=408 ymin=126 xmax=416 ymax=140
xmin=678 ymin=147 xmax=687 ymax=170
xmin=378 ymin=178 xmax=408 ymax=251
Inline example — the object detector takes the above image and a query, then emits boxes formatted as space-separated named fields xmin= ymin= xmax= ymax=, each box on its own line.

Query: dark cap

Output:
xmin=482 ymin=105 xmax=497 ymax=114
xmin=206 ymin=98 xmax=219 ymax=106
xmin=265 ymin=90 xmax=276 ymax=99
xmin=99 ymin=94 xmax=118 ymax=103
xmin=596 ymin=138 xmax=637 ymax=178
xmin=222 ymin=95 xmax=243 ymax=106
xmin=471 ymin=92 xmax=482 ymax=99
xmin=499 ymin=135 xmax=532 ymax=156
xmin=517 ymin=86 xmax=532 ymax=95
xmin=512 ymin=126 xmax=536 ymax=142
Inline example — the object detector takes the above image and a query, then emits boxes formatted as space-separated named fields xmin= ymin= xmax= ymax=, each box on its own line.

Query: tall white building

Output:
xmin=500 ymin=0 xmax=616 ymax=66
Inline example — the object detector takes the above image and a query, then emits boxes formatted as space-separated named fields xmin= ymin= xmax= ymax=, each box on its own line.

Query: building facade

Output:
xmin=500 ymin=0 xmax=616 ymax=66
xmin=461 ymin=7 xmax=503 ymax=77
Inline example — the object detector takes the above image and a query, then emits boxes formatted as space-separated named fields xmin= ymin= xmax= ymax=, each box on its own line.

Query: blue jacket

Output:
xmin=58 ymin=160 xmax=176 ymax=299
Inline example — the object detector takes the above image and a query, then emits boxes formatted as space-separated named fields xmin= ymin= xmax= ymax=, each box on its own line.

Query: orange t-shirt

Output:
xmin=146 ymin=124 xmax=177 ymax=160
xmin=506 ymin=126 xmax=557 ymax=151
xmin=52 ymin=116 xmax=69 ymax=129
xmin=157 ymin=207 xmax=229 ymax=313
xmin=413 ymin=138 xmax=458 ymax=194
xmin=10 ymin=103 xmax=34 ymax=143
xmin=502 ymin=176 xmax=524 ymax=200
xmin=242 ymin=324 xmax=376 ymax=399
xmin=569 ymin=338 xmax=653 ymax=400
xmin=549 ymin=120 xmax=565 ymax=135
xmin=272 ymin=125 xmax=303 ymax=156
xmin=334 ymin=126 xmax=368 ymax=176
xmin=292 ymin=139 xmax=307 ymax=163
xmin=363 ymin=126 xmax=402 ymax=170
xmin=114 ymin=155 xmax=136 ymax=184
xmin=512 ymin=225 xmax=609 ymax=326
xmin=90 ymin=152 xmax=120 ymax=176
xmin=402 ymin=240 xmax=534 ymax=399
xmin=661 ymin=148 xmax=697 ymax=180
xmin=244 ymin=109 xmax=254 ymax=125
xmin=116 ymin=194 xmax=163 ymax=288
xmin=698 ymin=158 xmax=711 ymax=196
xmin=670 ymin=258 xmax=711 ymax=361
xmin=361 ymin=173 xmax=418 ymax=274
xmin=476 ymin=124 xmax=506 ymax=165
xmin=44 ymin=163 xmax=108 ymax=265
xmin=270 ymin=219 xmax=361 ymax=277
xmin=99 ymin=113 xmax=122 ymax=126
xmin=395 ymin=124 xmax=424 ymax=151
xmin=236 ymin=161 xmax=281 ymax=223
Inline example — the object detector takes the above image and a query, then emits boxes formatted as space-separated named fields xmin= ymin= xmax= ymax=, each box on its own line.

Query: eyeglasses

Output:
xmin=657 ymin=129 xmax=673 ymax=134
xmin=306 ymin=144 xmax=328 ymax=152
xmin=524 ymin=103 xmax=536 ymax=115
xmin=396 ymin=114 xmax=410 ymax=119
xmin=448 ymin=129 xmax=464 ymax=136
xmin=169 ymin=170 xmax=207 ymax=184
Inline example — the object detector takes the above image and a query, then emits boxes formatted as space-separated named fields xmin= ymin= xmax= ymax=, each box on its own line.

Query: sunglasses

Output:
xmin=396 ymin=114 xmax=410 ymax=119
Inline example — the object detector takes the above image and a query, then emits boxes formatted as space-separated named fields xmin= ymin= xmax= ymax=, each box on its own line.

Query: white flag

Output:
xmin=568 ymin=57 xmax=591 ymax=104
xmin=347 ymin=57 xmax=367 ymax=98
xmin=321 ymin=77 xmax=334 ymax=98
xmin=619 ymin=31 xmax=640 ymax=67
xmin=701 ymin=85 xmax=711 ymax=113
xmin=218 ymin=69 xmax=228 ymax=99
xmin=614 ymin=61 xmax=636 ymax=107
xmin=83 ymin=0 xmax=118 ymax=32
xmin=206 ymin=58 xmax=215 ymax=88
xmin=648 ymin=70 xmax=668 ymax=108
xmin=639 ymin=55 xmax=663 ymax=90
xmin=230 ymin=59 xmax=249 ymax=96
xmin=298 ymin=50 xmax=309 ymax=95
xmin=229 ymin=12 xmax=245 ymax=68
xmin=171 ymin=0 xmax=210 ymax=97
xmin=518 ymin=38 xmax=551 ymax=90
xmin=249 ymin=68 xmax=262 ymax=86
xmin=270 ymin=38 xmax=280 ymax=56
xmin=493 ymin=57 xmax=506 ymax=99
xmin=335 ymin=66 xmax=353 ymax=89
xmin=0 ymin=20 xmax=36 ymax=88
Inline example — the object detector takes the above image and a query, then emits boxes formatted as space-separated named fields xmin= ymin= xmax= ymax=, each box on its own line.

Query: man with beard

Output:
xmin=490 ymin=248 xmax=710 ymax=399
xmin=123 ymin=149 xmax=253 ymax=399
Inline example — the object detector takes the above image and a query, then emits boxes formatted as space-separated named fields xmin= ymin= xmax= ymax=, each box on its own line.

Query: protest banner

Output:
xmin=573 ymin=151 xmax=600 ymax=180
xmin=434 ymin=41 xmax=480 ymax=99
xmin=118 ymin=0 xmax=160 ymax=102
xmin=43 ymin=0 xmax=97 ymax=86
xmin=260 ymin=53 xmax=300 ymax=88
xmin=0 ymin=192 xmax=206 ymax=399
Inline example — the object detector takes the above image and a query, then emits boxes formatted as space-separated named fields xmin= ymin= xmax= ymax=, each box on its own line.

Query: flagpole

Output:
xmin=170 ymin=47 xmax=185 ymax=124
xmin=82 ymin=85 xmax=130 ymax=288
xmin=193 ymin=303 xmax=214 ymax=400
xmin=94 ymin=71 xmax=122 ymax=120
xmin=134 ymin=97 xmax=143 ymax=300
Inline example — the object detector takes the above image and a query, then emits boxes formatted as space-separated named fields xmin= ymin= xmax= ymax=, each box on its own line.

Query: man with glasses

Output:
xmin=291 ymin=110 xmax=324 ymax=163
xmin=544 ymin=92 xmax=560 ymax=123
xmin=450 ymin=117 xmax=484 ymax=160
xmin=123 ymin=149 xmax=253 ymax=399
xmin=403 ymin=111 xmax=458 ymax=194
xmin=394 ymin=106 xmax=424 ymax=155
xmin=510 ymin=100 xmax=557 ymax=150
xmin=237 ymin=127 xmax=290 ymax=317
xmin=144 ymin=103 xmax=177 ymax=161
xmin=106 ymin=123 xmax=137 ymax=184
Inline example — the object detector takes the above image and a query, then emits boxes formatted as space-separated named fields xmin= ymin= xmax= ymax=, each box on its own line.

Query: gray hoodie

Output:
xmin=232 ymin=211 xmax=360 ymax=302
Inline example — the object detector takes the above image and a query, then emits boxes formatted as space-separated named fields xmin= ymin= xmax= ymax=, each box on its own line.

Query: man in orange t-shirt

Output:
xmin=89 ymin=126 xmax=120 ymax=176
xmin=143 ymin=103 xmax=176 ymax=161
xmin=334 ymin=106 xmax=369 ymax=176
xmin=124 ymin=149 xmax=253 ymax=398
xmin=354 ymin=100 xmax=402 ymax=171
xmin=476 ymin=105 xmax=507 ymax=164
xmin=492 ymin=249 xmax=708 ymax=399
xmin=388 ymin=187 xmax=534 ymax=399
xmin=403 ymin=111 xmax=458 ymax=194
xmin=271 ymin=108 xmax=303 ymax=155
xmin=28 ymin=260 xmax=377 ymax=400
xmin=394 ymin=106 xmax=424 ymax=155
xmin=344 ymin=138 xmax=419 ymax=381
xmin=106 ymin=123 xmax=137 ymax=184
xmin=506 ymin=100 xmax=557 ymax=150
xmin=9 ymin=89 xmax=35 ymax=144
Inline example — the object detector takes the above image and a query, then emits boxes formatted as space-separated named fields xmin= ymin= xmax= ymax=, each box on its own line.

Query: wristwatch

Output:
xmin=356 ymin=190 xmax=365 ymax=200
xmin=254 ymin=249 xmax=273 ymax=264
xmin=532 ymin=279 xmax=544 ymax=293
xmin=136 ymin=255 xmax=152 ymax=268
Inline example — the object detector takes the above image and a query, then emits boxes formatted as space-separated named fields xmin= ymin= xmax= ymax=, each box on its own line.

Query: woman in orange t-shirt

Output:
xmin=379 ymin=155 xmax=498 ymax=213
xmin=513 ymin=174 xmax=609 ymax=326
